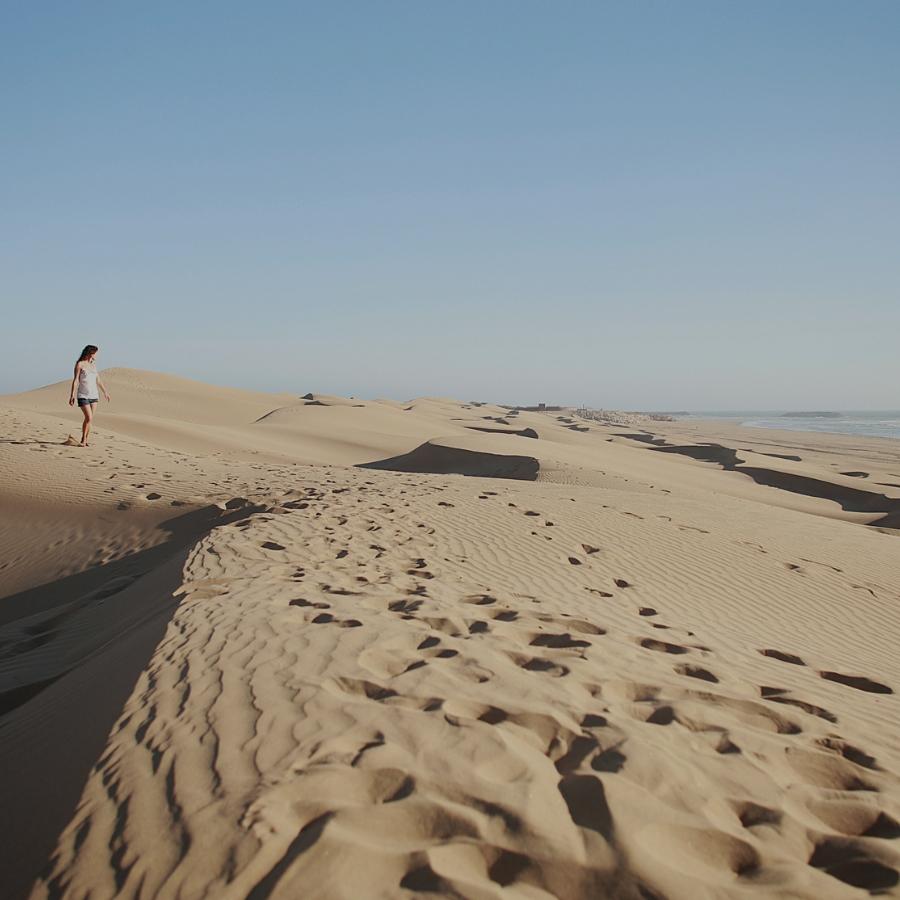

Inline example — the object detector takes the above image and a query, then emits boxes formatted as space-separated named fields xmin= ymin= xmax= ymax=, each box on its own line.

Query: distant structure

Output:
xmin=505 ymin=403 xmax=564 ymax=412
xmin=575 ymin=406 xmax=675 ymax=425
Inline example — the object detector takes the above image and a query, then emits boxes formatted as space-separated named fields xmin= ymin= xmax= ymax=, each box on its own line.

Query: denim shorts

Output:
xmin=77 ymin=397 xmax=98 ymax=407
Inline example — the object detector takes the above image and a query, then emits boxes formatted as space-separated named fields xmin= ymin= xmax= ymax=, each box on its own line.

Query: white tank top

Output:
xmin=77 ymin=363 xmax=99 ymax=399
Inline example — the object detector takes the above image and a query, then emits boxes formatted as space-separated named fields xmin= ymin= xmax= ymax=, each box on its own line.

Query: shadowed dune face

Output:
xmin=359 ymin=441 xmax=540 ymax=481
xmin=464 ymin=425 xmax=540 ymax=439
xmin=640 ymin=441 xmax=900 ymax=529
xmin=617 ymin=433 xmax=668 ymax=446
xmin=737 ymin=467 xmax=900 ymax=528
xmin=744 ymin=449 xmax=804 ymax=462
xmin=653 ymin=443 xmax=745 ymax=468
xmin=0 ymin=501 xmax=266 ymax=900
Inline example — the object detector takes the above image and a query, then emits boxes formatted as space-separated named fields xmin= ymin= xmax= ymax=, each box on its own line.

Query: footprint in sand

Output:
xmin=760 ymin=688 xmax=838 ymax=723
xmin=730 ymin=800 xmax=782 ymax=830
xmin=759 ymin=648 xmax=806 ymax=666
xmin=289 ymin=598 xmax=330 ymax=609
xmin=675 ymin=663 xmax=719 ymax=683
xmin=389 ymin=599 xmax=423 ymax=615
xmin=738 ymin=540 xmax=766 ymax=553
xmin=819 ymin=671 xmax=893 ymax=694
xmin=565 ymin=620 xmax=606 ymax=635
xmin=640 ymin=638 xmax=689 ymax=655
xmin=493 ymin=610 xmax=518 ymax=622
xmin=814 ymin=737 xmax=880 ymax=771
xmin=592 ymin=746 xmax=627 ymax=772
xmin=529 ymin=633 xmax=591 ymax=650
xmin=809 ymin=837 xmax=899 ymax=892
xmin=463 ymin=594 xmax=496 ymax=606
xmin=519 ymin=657 xmax=569 ymax=676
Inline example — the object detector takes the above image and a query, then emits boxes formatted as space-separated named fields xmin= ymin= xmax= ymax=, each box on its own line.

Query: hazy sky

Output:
xmin=3 ymin=1 xmax=898 ymax=408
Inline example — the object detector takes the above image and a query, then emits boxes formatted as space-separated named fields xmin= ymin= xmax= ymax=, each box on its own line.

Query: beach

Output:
xmin=676 ymin=412 xmax=900 ymax=443
xmin=2 ymin=369 xmax=899 ymax=899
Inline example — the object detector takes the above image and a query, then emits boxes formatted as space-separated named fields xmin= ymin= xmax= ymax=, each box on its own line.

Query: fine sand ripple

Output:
xmin=28 ymin=471 xmax=900 ymax=900
xmin=2 ymin=374 xmax=900 ymax=898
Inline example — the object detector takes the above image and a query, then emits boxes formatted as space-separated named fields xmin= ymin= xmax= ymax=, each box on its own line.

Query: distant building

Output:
xmin=503 ymin=403 xmax=563 ymax=412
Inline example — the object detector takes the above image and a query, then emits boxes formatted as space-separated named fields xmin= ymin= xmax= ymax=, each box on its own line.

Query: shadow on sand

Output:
xmin=647 ymin=442 xmax=900 ymax=530
xmin=0 ymin=501 xmax=263 ymax=899
xmin=359 ymin=441 xmax=539 ymax=481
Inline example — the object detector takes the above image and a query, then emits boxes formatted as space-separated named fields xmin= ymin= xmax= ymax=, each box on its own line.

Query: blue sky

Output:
xmin=2 ymin=1 xmax=898 ymax=408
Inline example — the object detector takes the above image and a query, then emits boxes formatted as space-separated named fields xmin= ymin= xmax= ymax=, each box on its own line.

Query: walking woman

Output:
xmin=68 ymin=344 xmax=111 ymax=446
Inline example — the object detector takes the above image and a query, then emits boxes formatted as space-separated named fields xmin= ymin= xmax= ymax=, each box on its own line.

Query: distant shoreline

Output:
xmin=674 ymin=411 xmax=900 ymax=442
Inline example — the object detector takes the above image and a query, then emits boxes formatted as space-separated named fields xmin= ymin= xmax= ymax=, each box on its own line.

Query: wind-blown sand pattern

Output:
xmin=2 ymin=370 xmax=899 ymax=898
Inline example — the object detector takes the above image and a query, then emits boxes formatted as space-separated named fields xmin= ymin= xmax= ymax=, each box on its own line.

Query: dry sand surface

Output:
xmin=1 ymin=368 xmax=899 ymax=899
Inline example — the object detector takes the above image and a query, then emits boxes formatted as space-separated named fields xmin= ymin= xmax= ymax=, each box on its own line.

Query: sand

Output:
xmin=1 ymin=369 xmax=899 ymax=899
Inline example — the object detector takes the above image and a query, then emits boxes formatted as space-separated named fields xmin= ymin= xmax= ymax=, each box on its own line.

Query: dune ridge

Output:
xmin=359 ymin=441 xmax=540 ymax=481
xmin=1 ymin=369 xmax=899 ymax=898
xmin=626 ymin=438 xmax=900 ymax=530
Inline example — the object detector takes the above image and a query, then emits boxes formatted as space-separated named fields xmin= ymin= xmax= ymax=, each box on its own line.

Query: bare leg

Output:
xmin=80 ymin=403 xmax=93 ymax=446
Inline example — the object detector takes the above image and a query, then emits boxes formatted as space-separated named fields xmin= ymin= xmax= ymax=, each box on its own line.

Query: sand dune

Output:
xmin=639 ymin=439 xmax=900 ymax=529
xmin=1 ymin=370 xmax=899 ymax=898
xmin=360 ymin=440 xmax=540 ymax=480
xmin=10 ymin=368 xmax=299 ymax=426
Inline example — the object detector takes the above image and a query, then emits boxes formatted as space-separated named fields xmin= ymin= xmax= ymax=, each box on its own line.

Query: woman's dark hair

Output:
xmin=77 ymin=345 xmax=99 ymax=363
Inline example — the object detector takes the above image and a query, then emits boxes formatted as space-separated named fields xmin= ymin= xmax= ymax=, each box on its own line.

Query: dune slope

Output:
xmin=1 ymin=371 xmax=899 ymax=899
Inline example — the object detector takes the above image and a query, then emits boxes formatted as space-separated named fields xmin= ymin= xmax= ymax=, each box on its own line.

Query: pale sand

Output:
xmin=1 ymin=369 xmax=899 ymax=899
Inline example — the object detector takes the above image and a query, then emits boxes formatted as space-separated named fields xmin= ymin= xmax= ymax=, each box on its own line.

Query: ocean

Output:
xmin=680 ymin=411 xmax=900 ymax=441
